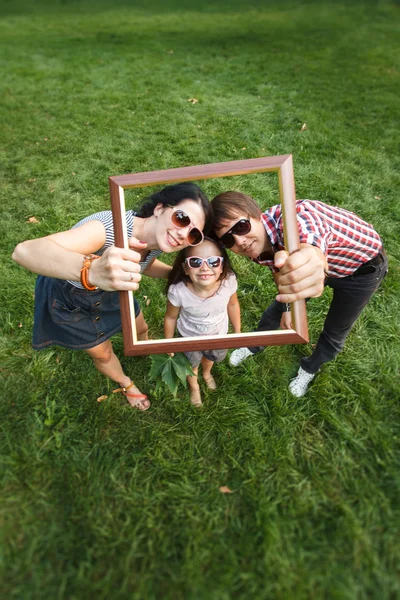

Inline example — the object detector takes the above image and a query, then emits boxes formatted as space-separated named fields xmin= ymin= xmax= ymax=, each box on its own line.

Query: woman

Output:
xmin=12 ymin=182 xmax=212 ymax=410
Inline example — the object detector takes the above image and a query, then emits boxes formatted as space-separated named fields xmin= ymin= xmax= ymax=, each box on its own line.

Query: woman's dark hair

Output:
xmin=167 ymin=236 xmax=235 ymax=290
xmin=136 ymin=182 xmax=213 ymax=236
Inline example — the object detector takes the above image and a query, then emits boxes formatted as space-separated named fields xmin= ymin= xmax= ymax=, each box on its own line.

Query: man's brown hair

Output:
xmin=211 ymin=191 xmax=262 ymax=229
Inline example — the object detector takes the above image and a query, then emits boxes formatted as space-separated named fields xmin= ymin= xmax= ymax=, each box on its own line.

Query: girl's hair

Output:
xmin=136 ymin=182 xmax=213 ymax=235
xmin=211 ymin=191 xmax=262 ymax=229
xmin=167 ymin=236 xmax=235 ymax=290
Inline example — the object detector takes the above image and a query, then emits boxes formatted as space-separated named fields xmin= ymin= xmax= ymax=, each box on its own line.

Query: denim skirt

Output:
xmin=32 ymin=276 xmax=140 ymax=351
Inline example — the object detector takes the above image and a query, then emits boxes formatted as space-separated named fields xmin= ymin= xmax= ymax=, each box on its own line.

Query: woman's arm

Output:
xmin=227 ymin=293 xmax=241 ymax=333
xmin=144 ymin=258 xmax=172 ymax=279
xmin=12 ymin=220 xmax=146 ymax=291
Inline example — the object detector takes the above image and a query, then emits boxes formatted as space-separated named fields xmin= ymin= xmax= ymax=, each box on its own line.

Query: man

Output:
xmin=212 ymin=192 xmax=387 ymax=397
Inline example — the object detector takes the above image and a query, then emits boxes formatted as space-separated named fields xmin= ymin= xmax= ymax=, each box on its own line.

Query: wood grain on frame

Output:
xmin=109 ymin=155 xmax=309 ymax=356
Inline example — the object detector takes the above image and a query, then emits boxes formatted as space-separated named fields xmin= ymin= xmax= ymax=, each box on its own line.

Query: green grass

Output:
xmin=1 ymin=0 xmax=400 ymax=598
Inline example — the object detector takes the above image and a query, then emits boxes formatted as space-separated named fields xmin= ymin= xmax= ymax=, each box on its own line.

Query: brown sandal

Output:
xmin=113 ymin=381 xmax=151 ymax=411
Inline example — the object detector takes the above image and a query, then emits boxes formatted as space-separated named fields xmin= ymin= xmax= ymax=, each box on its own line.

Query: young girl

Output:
xmin=12 ymin=182 xmax=212 ymax=411
xmin=164 ymin=237 xmax=241 ymax=406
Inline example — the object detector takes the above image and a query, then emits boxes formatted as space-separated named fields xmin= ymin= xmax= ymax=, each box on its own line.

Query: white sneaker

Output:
xmin=229 ymin=347 xmax=254 ymax=367
xmin=288 ymin=367 xmax=315 ymax=398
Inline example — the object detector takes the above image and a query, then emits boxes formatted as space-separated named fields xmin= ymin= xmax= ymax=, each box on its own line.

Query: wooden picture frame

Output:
xmin=109 ymin=154 xmax=308 ymax=356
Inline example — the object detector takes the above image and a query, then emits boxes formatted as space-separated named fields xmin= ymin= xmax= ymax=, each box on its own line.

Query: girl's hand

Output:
xmin=89 ymin=238 xmax=147 ymax=291
xmin=280 ymin=311 xmax=293 ymax=330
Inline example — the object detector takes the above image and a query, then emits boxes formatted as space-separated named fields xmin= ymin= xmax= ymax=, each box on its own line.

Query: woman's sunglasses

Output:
xmin=170 ymin=209 xmax=204 ymax=246
xmin=218 ymin=218 xmax=251 ymax=249
xmin=184 ymin=256 xmax=224 ymax=269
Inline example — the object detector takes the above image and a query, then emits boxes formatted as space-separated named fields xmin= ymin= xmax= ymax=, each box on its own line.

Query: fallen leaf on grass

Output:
xmin=26 ymin=216 xmax=39 ymax=224
xmin=96 ymin=395 xmax=108 ymax=403
xmin=219 ymin=486 xmax=234 ymax=494
xmin=18 ymin=322 xmax=23 ymax=328
xmin=300 ymin=123 xmax=308 ymax=132
xmin=375 ymin=196 xmax=381 ymax=200
xmin=28 ymin=178 xmax=36 ymax=183
xmin=168 ymin=49 xmax=174 ymax=54
xmin=187 ymin=98 xmax=198 ymax=104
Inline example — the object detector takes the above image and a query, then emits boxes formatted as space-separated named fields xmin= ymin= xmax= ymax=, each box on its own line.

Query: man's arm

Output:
xmin=274 ymin=243 xmax=327 ymax=303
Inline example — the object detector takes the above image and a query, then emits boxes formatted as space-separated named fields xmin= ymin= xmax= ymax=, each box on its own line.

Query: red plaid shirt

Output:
xmin=255 ymin=200 xmax=382 ymax=278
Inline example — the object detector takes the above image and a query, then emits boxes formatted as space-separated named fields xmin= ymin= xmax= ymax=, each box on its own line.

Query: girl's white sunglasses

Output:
xmin=184 ymin=256 xmax=224 ymax=269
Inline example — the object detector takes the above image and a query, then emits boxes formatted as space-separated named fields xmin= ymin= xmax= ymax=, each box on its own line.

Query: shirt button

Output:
xmin=98 ymin=332 xmax=105 ymax=338
xmin=94 ymin=301 xmax=101 ymax=307
xmin=94 ymin=316 xmax=101 ymax=323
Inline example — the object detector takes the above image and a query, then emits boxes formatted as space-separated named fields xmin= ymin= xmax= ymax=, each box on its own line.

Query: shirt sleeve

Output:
xmin=296 ymin=209 xmax=330 ymax=254
xmin=167 ymin=284 xmax=182 ymax=308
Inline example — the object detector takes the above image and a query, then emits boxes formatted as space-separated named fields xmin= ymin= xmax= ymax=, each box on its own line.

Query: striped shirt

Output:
xmin=255 ymin=200 xmax=382 ymax=278
xmin=68 ymin=210 xmax=162 ymax=289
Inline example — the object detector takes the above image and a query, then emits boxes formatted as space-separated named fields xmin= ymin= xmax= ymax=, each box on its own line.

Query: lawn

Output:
xmin=1 ymin=0 xmax=399 ymax=598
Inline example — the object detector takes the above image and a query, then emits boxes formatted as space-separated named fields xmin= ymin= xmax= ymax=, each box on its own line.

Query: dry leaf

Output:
xmin=146 ymin=298 xmax=151 ymax=306
xmin=28 ymin=178 xmax=36 ymax=183
xmin=168 ymin=49 xmax=174 ymax=54
xmin=219 ymin=486 xmax=234 ymax=494
xmin=44 ymin=137 xmax=49 ymax=141
xmin=187 ymin=98 xmax=198 ymax=104
xmin=300 ymin=123 xmax=308 ymax=131
xmin=96 ymin=395 xmax=108 ymax=403
xmin=18 ymin=322 xmax=23 ymax=328
xmin=26 ymin=216 xmax=39 ymax=224
xmin=375 ymin=196 xmax=381 ymax=200
xmin=241 ymin=147 xmax=246 ymax=150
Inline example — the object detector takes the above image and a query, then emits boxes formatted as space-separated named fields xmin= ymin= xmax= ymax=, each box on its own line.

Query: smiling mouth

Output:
xmin=242 ymin=241 xmax=254 ymax=253
xmin=167 ymin=232 xmax=181 ymax=247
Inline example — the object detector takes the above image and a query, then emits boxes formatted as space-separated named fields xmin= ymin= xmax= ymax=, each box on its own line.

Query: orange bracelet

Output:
xmin=80 ymin=254 xmax=100 ymax=291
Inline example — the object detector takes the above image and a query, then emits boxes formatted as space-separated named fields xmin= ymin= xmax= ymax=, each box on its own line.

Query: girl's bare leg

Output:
xmin=187 ymin=367 xmax=202 ymax=406
xmin=135 ymin=312 xmax=149 ymax=341
xmin=85 ymin=340 xmax=150 ymax=410
xmin=201 ymin=357 xmax=217 ymax=390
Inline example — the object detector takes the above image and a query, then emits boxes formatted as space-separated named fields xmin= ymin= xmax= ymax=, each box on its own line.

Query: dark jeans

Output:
xmin=248 ymin=252 xmax=388 ymax=374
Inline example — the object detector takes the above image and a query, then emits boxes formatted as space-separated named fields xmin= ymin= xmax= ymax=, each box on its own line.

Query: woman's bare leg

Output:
xmin=187 ymin=367 xmax=202 ymax=406
xmin=85 ymin=340 xmax=150 ymax=410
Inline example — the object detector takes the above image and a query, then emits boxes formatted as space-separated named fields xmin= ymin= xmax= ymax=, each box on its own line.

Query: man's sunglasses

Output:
xmin=184 ymin=256 xmax=224 ymax=269
xmin=218 ymin=218 xmax=251 ymax=249
xmin=170 ymin=209 xmax=204 ymax=246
